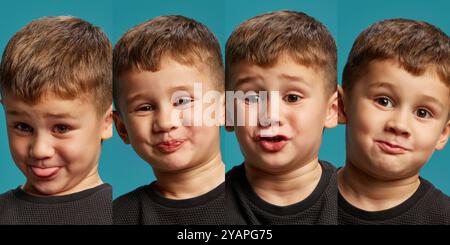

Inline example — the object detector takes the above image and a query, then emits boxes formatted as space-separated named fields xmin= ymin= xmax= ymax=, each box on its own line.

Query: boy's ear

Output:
xmin=337 ymin=86 xmax=348 ymax=124
xmin=324 ymin=91 xmax=338 ymax=129
xmin=435 ymin=120 xmax=450 ymax=150
xmin=101 ymin=105 xmax=113 ymax=140
xmin=113 ymin=111 xmax=130 ymax=144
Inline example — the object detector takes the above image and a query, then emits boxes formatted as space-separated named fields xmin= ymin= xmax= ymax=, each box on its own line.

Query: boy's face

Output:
xmin=2 ymin=93 xmax=112 ymax=196
xmin=114 ymin=57 xmax=223 ymax=173
xmin=341 ymin=59 xmax=450 ymax=180
xmin=228 ymin=54 xmax=337 ymax=172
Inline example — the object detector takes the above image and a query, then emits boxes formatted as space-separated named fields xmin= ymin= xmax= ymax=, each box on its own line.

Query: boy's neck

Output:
xmin=153 ymin=152 xmax=225 ymax=200
xmin=338 ymin=161 xmax=420 ymax=211
xmin=23 ymin=169 xmax=103 ymax=197
xmin=245 ymin=158 xmax=322 ymax=206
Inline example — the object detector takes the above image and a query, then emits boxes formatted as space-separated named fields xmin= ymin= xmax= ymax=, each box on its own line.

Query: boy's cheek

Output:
xmin=9 ymin=137 xmax=28 ymax=159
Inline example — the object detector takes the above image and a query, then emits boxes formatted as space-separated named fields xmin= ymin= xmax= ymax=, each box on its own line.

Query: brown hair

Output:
xmin=342 ymin=18 xmax=450 ymax=94
xmin=113 ymin=15 xmax=224 ymax=113
xmin=225 ymin=10 xmax=337 ymax=96
xmin=0 ymin=16 xmax=112 ymax=115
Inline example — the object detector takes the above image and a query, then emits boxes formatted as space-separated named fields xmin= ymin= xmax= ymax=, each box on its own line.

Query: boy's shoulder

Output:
xmin=113 ymin=185 xmax=149 ymax=225
xmin=0 ymin=184 xmax=113 ymax=225
xmin=113 ymin=185 xmax=149 ymax=206
xmin=0 ymin=188 xmax=17 ymax=211
xmin=319 ymin=160 xmax=338 ymax=172
xmin=225 ymin=163 xmax=244 ymax=182
xmin=418 ymin=178 xmax=450 ymax=224
xmin=0 ymin=189 xmax=14 ymax=199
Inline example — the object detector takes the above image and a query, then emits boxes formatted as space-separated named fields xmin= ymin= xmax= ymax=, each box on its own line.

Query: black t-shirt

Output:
xmin=113 ymin=182 xmax=226 ymax=225
xmin=225 ymin=161 xmax=338 ymax=224
xmin=338 ymin=177 xmax=450 ymax=225
xmin=0 ymin=183 xmax=113 ymax=225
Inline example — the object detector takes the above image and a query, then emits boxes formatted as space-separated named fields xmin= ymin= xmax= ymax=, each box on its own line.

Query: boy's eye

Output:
xmin=15 ymin=122 xmax=33 ymax=133
xmin=137 ymin=105 xmax=154 ymax=111
xmin=244 ymin=94 xmax=260 ymax=104
xmin=283 ymin=94 xmax=302 ymax=103
xmin=174 ymin=97 xmax=194 ymax=107
xmin=52 ymin=124 xmax=71 ymax=134
xmin=375 ymin=97 xmax=394 ymax=108
xmin=416 ymin=108 xmax=432 ymax=119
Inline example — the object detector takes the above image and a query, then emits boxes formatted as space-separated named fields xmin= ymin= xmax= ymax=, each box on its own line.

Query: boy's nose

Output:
xmin=259 ymin=96 xmax=281 ymax=128
xmin=385 ymin=110 xmax=411 ymax=137
xmin=29 ymin=133 xmax=55 ymax=160
xmin=153 ymin=108 xmax=179 ymax=133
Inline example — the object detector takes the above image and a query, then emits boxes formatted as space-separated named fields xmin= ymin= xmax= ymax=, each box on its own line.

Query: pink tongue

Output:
xmin=31 ymin=167 xmax=60 ymax=178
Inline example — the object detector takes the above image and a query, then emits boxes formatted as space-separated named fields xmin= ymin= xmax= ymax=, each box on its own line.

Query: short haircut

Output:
xmin=113 ymin=15 xmax=224 ymax=114
xmin=342 ymin=18 xmax=450 ymax=94
xmin=225 ymin=10 xmax=337 ymax=96
xmin=0 ymin=16 xmax=112 ymax=115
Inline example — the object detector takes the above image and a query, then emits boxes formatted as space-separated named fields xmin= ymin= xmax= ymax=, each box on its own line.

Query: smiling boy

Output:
xmin=225 ymin=11 xmax=339 ymax=224
xmin=338 ymin=19 xmax=450 ymax=224
xmin=0 ymin=16 xmax=113 ymax=224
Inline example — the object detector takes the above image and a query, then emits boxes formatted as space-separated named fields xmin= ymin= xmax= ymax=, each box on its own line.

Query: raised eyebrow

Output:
xmin=233 ymin=75 xmax=263 ymax=88
xmin=278 ymin=74 xmax=310 ymax=86
xmin=168 ymin=85 xmax=195 ymax=94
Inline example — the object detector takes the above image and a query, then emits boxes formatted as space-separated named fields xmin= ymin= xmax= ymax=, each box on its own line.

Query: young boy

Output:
xmin=112 ymin=15 xmax=226 ymax=224
xmin=225 ymin=11 xmax=339 ymax=224
xmin=338 ymin=19 xmax=450 ymax=224
xmin=0 ymin=16 xmax=113 ymax=224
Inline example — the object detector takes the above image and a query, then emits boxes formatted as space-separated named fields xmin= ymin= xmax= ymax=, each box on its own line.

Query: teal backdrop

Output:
xmin=0 ymin=0 xmax=448 ymax=198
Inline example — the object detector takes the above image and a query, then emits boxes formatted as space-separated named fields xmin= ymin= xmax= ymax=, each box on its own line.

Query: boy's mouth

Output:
xmin=155 ymin=140 xmax=185 ymax=154
xmin=255 ymin=135 xmax=289 ymax=152
xmin=374 ymin=140 xmax=410 ymax=155
xmin=28 ymin=166 xmax=62 ymax=179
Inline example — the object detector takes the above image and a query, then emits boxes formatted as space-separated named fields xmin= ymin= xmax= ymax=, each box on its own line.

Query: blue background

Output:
xmin=0 ymin=0 xmax=448 ymax=198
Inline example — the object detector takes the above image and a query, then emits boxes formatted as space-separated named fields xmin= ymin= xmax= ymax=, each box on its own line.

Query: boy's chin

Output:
xmin=24 ymin=181 xmax=71 ymax=196
xmin=151 ymin=158 xmax=197 ymax=173
xmin=359 ymin=159 xmax=420 ymax=181
xmin=247 ymin=156 xmax=299 ymax=173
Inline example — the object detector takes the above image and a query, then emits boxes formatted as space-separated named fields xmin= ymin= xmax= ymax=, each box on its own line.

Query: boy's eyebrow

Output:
xmin=278 ymin=74 xmax=312 ymax=88
xmin=6 ymin=110 xmax=76 ymax=119
xmin=168 ymin=84 xmax=195 ymax=93
xmin=6 ymin=110 xmax=28 ymax=117
xmin=367 ymin=81 xmax=396 ymax=90
xmin=419 ymin=94 xmax=445 ymax=109
xmin=234 ymin=75 xmax=262 ymax=88
xmin=126 ymin=93 xmax=148 ymax=104
xmin=368 ymin=81 xmax=445 ymax=109
xmin=43 ymin=112 xmax=77 ymax=119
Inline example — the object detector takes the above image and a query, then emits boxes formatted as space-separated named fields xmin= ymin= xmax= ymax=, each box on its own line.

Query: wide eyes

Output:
xmin=415 ymin=108 xmax=432 ymax=119
xmin=283 ymin=94 xmax=302 ymax=103
xmin=137 ymin=104 xmax=155 ymax=112
xmin=243 ymin=93 xmax=303 ymax=104
xmin=14 ymin=122 xmax=33 ymax=133
xmin=374 ymin=96 xmax=434 ymax=119
xmin=52 ymin=124 xmax=71 ymax=134
xmin=135 ymin=97 xmax=195 ymax=112
xmin=244 ymin=94 xmax=260 ymax=104
xmin=174 ymin=97 xmax=194 ymax=107
xmin=14 ymin=123 xmax=72 ymax=134
xmin=375 ymin=97 xmax=394 ymax=108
